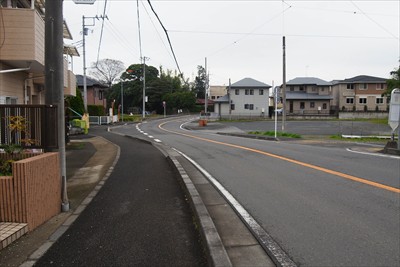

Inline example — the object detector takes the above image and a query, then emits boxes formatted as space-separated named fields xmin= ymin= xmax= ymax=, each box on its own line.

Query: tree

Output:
xmin=89 ymin=59 xmax=125 ymax=88
xmin=385 ymin=66 xmax=400 ymax=97
xmin=193 ymin=65 xmax=207 ymax=99
xmin=65 ymin=89 xmax=84 ymax=117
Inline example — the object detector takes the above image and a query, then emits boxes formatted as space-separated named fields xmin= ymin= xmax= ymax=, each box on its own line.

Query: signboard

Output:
xmin=388 ymin=88 xmax=400 ymax=131
xmin=73 ymin=0 xmax=96 ymax=4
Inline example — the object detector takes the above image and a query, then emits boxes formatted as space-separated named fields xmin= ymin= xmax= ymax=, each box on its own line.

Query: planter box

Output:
xmin=0 ymin=153 xmax=61 ymax=231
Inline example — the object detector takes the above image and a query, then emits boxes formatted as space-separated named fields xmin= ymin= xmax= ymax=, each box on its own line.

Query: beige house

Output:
xmin=0 ymin=0 xmax=78 ymax=105
xmin=332 ymin=75 xmax=388 ymax=112
xmin=209 ymin=85 xmax=226 ymax=101
xmin=284 ymin=77 xmax=333 ymax=115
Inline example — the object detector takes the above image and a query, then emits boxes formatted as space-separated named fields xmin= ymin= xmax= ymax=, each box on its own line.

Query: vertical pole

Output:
xmin=45 ymin=0 xmax=69 ymax=211
xmin=228 ymin=78 xmax=231 ymax=119
xmin=205 ymin=57 xmax=208 ymax=115
xmin=274 ymin=81 xmax=278 ymax=139
xmin=121 ymin=81 xmax=124 ymax=122
xmin=282 ymin=36 xmax=287 ymax=132
xmin=82 ymin=16 xmax=88 ymax=113
xmin=142 ymin=56 xmax=147 ymax=119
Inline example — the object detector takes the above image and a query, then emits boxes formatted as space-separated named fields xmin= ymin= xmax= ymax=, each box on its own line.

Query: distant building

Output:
xmin=76 ymin=75 xmax=108 ymax=110
xmin=284 ymin=77 xmax=333 ymax=115
xmin=209 ymin=86 xmax=226 ymax=100
xmin=331 ymin=75 xmax=388 ymax=112
xmin=214 ymin=77 xmax=271 ymax=118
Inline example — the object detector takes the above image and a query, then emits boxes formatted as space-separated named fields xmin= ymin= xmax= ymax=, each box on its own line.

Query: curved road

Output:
xmin=115 ymin=117 xmax=400 ymax=267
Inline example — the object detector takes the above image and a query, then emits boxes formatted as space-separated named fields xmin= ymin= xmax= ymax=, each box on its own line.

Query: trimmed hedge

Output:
xmin=88 ymin=105 xmax=105 ymax=116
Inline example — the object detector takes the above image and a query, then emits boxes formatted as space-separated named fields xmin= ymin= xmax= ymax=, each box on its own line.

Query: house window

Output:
xmin=249 ymin=104 xmax=254 ymax=110
xmin=347 ymin=84 xmax=354 ymax=89
xmin=300 ymin=102 xmax=305 ymax=109
xmin=376 ymin=97 xmax=384 ymax=104
xmin=259 ymin=89 xmax=264 ymax=95
xmin=300 ymin=86 xmax=304 ymax=91
xmin=290 ymin=86 xmax=294 ymax=91
xmin=346 ymin=97 xmax=354 ymax=104
xmin=250 ymin=89 xmax=254 ymax=95
xmin=231 ymin=104 xmax=235 ymax=110
xmin=235 ymin=89 xmax=240 ymax=95
xmin=376 ymin=84 xmax=385 ymax=90
xmin=359 ymin=83 xmax=367 ymax=90
xmin=0 ymin=96 xmax=18 ymax=104
xmin=359 ymin=97 xmax=367 ymax=104
xmin=323 ymin=103 xmax=327 ymax=109
xmin=211 ymin=96 xmax=215 ymax=100
xmin=310 ymin=102 xmax=315 ymax=108
xmin=99 ymin=90 xmax=104 ymax=100
xmin=312 ymin=86 xmax=317 ymax=92
xmin=321 ymin=88 xmax=325 ymax=92
xmin=245 ymin=89 xmax=249 ymax=95
xmin=244 ymin=104 xmax=249 ymax=109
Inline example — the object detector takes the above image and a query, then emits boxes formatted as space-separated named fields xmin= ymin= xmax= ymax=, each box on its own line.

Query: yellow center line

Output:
xmin=159 ymin=121 xmax=400 ymax=194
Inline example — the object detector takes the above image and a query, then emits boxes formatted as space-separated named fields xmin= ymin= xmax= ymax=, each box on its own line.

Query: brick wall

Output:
xmin=0 ymin=153 xmax=61 ymax=231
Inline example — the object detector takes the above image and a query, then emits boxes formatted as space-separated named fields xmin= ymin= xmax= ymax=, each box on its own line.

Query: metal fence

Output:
xmin=0 ymin=105 xmax=58 ymax=150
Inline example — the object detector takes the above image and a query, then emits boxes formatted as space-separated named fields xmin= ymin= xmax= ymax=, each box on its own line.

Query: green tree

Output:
xmin=65 ymin=89 xmax=84 ymax=117
xmin=163 ymin=91 xmax=196 ymax=113
xmin=193 ymin=65 xmax=207 ymax=99
xmin=385 ymin=67 xmax=400 ymax=97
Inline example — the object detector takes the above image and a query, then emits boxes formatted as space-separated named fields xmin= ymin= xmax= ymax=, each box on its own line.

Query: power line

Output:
xmin=146 ymin=0 xmax=183 ymax=77
xmin=95 ymin=0 xmax=109 ymax=66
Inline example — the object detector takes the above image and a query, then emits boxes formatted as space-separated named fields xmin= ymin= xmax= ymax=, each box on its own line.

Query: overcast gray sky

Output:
xmin=63 ymin=0 xmax=400 ymax=86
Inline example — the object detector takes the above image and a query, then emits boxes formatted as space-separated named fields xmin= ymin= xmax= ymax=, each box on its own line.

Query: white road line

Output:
xmin=174 ymin=148 xmax=297 ymax=267
xmin=346 ymin=148 xmax=400 ymax=159
xmin=154 ymin=139 xmax=162 ymax=143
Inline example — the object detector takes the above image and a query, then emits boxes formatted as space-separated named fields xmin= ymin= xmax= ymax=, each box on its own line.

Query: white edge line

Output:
xmin=346 ymin=148 xmax=400 ymax=159
xmin=173 ymin=148 xmax=297 ymax=267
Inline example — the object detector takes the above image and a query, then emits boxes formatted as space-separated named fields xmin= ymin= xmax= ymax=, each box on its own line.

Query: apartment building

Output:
xmin=332 ymin=75 xmax=388 ymax=112
xmin=0 ymin=0 xmax=78 ymax=105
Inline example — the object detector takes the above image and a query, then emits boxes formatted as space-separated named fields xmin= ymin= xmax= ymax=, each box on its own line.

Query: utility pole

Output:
xmin=228 ymin=78 xmax=231 ymax=119
xmin=282 ymin=36 xmax=287 ymax=132
xmin=142 ymin=56 xmax=149 ymax=119
xmin=82 ymin=15 xmax=107 ymax=113
xmin=45 ymin=0 xmax=69 ymax=211
xmin=205 ymin=57 xmax=208 ymax=114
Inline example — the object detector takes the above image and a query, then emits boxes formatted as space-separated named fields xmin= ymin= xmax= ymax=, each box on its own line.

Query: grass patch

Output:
xmin=67 ymin=143 xmax=86 ymax=150
xmin=249 ymin=131 xmax=302 ymax=138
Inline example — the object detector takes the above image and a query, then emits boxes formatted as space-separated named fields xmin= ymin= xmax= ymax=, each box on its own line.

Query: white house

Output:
xmin=214 ymin=77 xmax=271 ymax=118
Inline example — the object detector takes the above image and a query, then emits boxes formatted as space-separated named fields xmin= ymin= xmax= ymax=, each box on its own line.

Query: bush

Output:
xmin=88 ymin=105 xmax=105 ymax=116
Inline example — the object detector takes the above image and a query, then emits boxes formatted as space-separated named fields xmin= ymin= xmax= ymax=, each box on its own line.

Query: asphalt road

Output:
xmin=35 ymin=128 xmax=207 ymax=267
xmin=116 ymin=117 xmax=400 ymax=266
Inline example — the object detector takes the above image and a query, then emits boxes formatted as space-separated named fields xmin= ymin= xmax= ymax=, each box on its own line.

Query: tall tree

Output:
xmin=193 ymin=65 xmax=207 ymax=99
xmin=89 ymin=59 xmax=125 ymax=88
xmin=385 ymin=66 xmax=400 ymax=97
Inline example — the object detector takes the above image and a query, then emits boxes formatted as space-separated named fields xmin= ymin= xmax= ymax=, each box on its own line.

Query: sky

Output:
xmin=63 ymin=0 xmax=400 ymax=87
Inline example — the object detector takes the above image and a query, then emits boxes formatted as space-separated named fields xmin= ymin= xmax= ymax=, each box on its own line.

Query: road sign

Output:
xmin=388 ymin=88 xmax=400 ymax=131
xmin=73 ymin=0 xmax=96 ymax=4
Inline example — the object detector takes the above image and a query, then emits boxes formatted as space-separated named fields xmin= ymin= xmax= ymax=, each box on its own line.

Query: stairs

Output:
xmin=0 ymin=222 xmax=28 ymax=250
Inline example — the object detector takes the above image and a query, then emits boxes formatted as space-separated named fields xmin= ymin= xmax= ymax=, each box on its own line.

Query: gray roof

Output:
xmin=286 ymin=91 xmax=332 ymax=100
xmin=231 ymin=78 xmax=271 ymax=88
xmin=287 ymin=77 xmax=332 ymax=86
xmin=76 ymin=75 xmax=108 ymax=87
xmin=340 ymin=75 xmax=387 ymax=83
xmin=214 ymin=94 xmax=229 ymax=103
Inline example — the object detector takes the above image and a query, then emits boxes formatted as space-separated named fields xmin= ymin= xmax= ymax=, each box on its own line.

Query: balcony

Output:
xmin=0 ymin=8 xmax=45 ymax=73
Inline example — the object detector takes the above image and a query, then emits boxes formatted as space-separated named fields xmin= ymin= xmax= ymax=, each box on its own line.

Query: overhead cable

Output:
xmin=146 ymin=0 xmax=183 ymax=77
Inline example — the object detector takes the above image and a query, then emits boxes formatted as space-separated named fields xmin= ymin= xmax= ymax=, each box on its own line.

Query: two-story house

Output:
xmin=0 ymin=0 xmax=78 ymax=104
xmin=76 ymin=75 xmax=108 ymax=111
xmin=283 ymin=77 xmax=333 ymax=115
xmin=214 ymin=77 xmax=271 ymax=118
xmin=331 ymin=75 xmax=388 ymax=112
